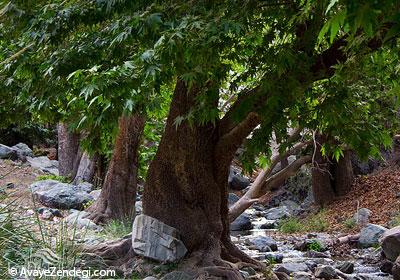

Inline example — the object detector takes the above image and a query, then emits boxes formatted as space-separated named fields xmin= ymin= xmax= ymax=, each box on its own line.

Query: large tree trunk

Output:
xmin=333 ymin=150 xmax=354 ymax=196
xmin=88 ymin=114 xmax=145 ymax=224
xmin=57 ymin=122 xmax=81 ymax=178
xmin=312 ymin=133 xmax=336 ymax=206
xmin=142 ymin=81 xmax=262 ymax=278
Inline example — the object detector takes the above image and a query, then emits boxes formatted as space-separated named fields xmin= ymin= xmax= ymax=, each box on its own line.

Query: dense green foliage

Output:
xmin=1 ymin=0 xmax=400 ymax=171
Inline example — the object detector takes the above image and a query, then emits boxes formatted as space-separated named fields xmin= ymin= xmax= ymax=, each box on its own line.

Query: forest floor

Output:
xmin=0 ymin=158 xmax=398 ymax=279
xmin=325 ymin=166 xmax=400 ymax=232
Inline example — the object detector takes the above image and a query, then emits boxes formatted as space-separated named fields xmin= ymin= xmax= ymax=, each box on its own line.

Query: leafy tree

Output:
xmin=1 ymin=0 xmax=400 ymax=278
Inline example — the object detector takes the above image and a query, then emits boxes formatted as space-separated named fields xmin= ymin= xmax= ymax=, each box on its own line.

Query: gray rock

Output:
xmin=246 ymin=236 xmax=278 ymax=252
xmin=261 ymin=220 xmax=278 ymax=229
xmin=0 ymin=144 xmax=17 ymax=159
xmin=305 ymin=250 xmax=330 ymax=258
xmin=314 ymin=265 xmax=337 ymax=279
xmin=279 ymin=200 xmax=300 ymax=213
xmin=359 ymin=224 xmax=387 ymax=248
xmin=230 ymin=213 xmax=253 ymax=231
xmin=37 ymin=207 xmax=62 ymax=217
xmin=76 ymin=182 xmax=93 ymax=193
xmin=143 ymin=277 xmax=158 ymax=280
xmin=265 ymin=252 xmax=283 ymax=263
xmin=65 ymin=210 xmax=101 ymax=231
xmin=228 ymin=193 xmax=240 ymax=206
xmin=239 ymin=270 xmax=250 ymax=279
xmin=264 ymin=206 xmax=291 ymax=220
xmin=353 ymin=208 xmax=372 ymax=226
xmin=241 ymin=266 xmax=256 ymax=276
xmin=27 ymin=156 xmax=59 ymax=175
xmin=228 ymin=167 xmax=250 ymax=191
xmin=11 ymin=143 xmax=33 ymax=160
xmin=132 ymin=214 xmax=187 ymax=263
xmin=89 ymin=190 xmax=101 ymax=200
xmin=294 ymin=239 xmax=327 ymax=252
xmin=292 ymin=272 xmax=313 ymax=280
xmin=337 ymin=261 xmax=354 ymax=274
xmin=275 ymin=263 xmax=309 ymax=275
xmin=31 ymin=180 xmax=93 ymax=209
xmin=381 ymin=225 xmax=400 ymax=261
xmin=135 ymin=201 xmax=142 ymax=214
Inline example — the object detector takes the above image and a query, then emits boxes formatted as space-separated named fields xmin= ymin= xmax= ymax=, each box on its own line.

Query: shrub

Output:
xmin=307 ymin=240 xmax=324 ymax=252
xmin=102 ymin=219 xmax=132 ymax=239
xmin=278 ymin=218 xmax=304 ymax=233
xmin=35 ymin=174 xmax=70 ymax=183
xmin=343 ymin=218 xmax=357 ymax=229
xmin=305 ymin=210 xmax=329 ymax=232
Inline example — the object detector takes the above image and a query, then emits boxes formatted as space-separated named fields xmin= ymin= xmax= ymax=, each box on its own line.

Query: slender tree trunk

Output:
xmin=312 ymin=133 xmax=336 ymax=206
xmin=333 ymin=150 xmax=354 ymax=196
xmin=88 ymin=114 xmax=145 ymax=224
xmin=142 ymin=81 xmax=262 ymax=278
xmin=57 ymin=122 xmax=80 ymax=178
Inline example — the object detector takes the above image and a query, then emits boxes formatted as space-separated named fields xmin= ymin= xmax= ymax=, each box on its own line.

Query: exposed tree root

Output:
xmin=196 ymin=266 xmax=244 ymax=280
xmin=86 ymin=206 xmax=111 ymax=225
xmin=221 ymin=237 xmax=266 ymax=271
xmin=83 ymin=235 xmax=134 ymax=271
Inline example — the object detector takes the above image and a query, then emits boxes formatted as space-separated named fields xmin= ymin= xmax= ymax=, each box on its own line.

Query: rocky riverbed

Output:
xmin=0 ymin=143 xmax=398 ymax=279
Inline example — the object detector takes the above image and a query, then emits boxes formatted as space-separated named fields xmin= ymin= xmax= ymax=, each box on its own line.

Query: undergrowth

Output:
xmin=36 ymin=174 xmax=71 ymax=183
xmin=279 ymin=210 xmax=329 ymax=233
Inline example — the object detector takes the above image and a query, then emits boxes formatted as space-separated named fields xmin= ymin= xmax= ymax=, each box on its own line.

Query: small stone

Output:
xmin=292 ymin=272 xmax=313 ymax=280
xmin=314 ymin=265 xmax=337 ymax=279
xmin=245 ymin=236 xmax=278 ymax=252
xmin=6 ymin=182 xmax=15 ymax=189
xmin=275 ymin=263 xmax=309 ymax=275
xmin=41 ymin=209 xmax=54 ymax=220
xmin=264 ymin=206 xmax=291 ymax=220
xmin=337 ymin=261 xmax=354 ymax=274
xmin=27 ymin=156 xmax=59 ymax=175
xmin=261 ymin=220 xmax=278 ymax=229
xmin=228 ymin=193 xmax=240 ymax=206
xmin=228 ymin=166 xmax=250 ymax=191
xmin=352 ymin=208 xmax=372 ymax=226
xmin=11 ymin=143 xmax=33 ymax=160
xmin=230 ymin=213 xmax=253 ymax=231
xmin=241 ymin=266 xmax=256 ymax=276
xmin=0 ymin=144 xmax=17 ymax=160
xmin=305 ymin=250 xmax=330 ymax=258
xmin=143 ymin=277 xmax=158 ymax=280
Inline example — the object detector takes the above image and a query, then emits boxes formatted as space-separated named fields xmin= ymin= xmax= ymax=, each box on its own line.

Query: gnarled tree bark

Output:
xmin=88 ymin=114 xmax=145 ymax=224
xmin=143 ymin=80 xmax=264 ymax=278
